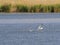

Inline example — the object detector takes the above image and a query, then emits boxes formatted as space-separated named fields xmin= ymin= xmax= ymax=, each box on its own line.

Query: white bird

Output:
xmin=38 ymin=25 xmax=43 ymax=30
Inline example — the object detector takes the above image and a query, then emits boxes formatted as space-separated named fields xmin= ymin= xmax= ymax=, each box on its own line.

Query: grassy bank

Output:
xmin=0 ymin=4 xmax=60 ymax=13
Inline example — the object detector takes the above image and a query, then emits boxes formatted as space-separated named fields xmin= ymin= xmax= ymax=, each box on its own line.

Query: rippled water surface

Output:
xmin=0 ymin=13 xmax=60 ymax=45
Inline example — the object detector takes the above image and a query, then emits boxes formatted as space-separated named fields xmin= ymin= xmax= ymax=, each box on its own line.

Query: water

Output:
xmin=0 ymin=13 xmax=60 ymax=45
xmin=0 ymin=13 xmax=60 ymax=19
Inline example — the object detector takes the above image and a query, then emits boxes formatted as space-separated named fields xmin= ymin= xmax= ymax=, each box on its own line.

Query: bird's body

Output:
xmin=38 ymin=25 xmax=43 ymax=31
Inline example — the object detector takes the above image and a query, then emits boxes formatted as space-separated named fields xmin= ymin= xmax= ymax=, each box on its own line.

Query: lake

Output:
xmin=0 ymin=13 xmax=60 ymax=45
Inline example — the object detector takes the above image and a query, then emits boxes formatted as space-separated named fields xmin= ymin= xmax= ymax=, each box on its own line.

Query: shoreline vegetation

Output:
xmin=0 ymin=4 xmax=60 ymax=13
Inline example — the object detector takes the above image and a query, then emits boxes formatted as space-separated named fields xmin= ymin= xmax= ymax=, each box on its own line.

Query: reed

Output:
xmin=0 ymin=5 xmax=2 ymax=12
xmin=0 ymin=4 xmax=11 ymax=12
xmin=30 ymin=5 xmax=41 ymax=12
xmin=16 ymin=5 xmax=29 ymax=12
xmin=54 ymin=4 xmax=60 ymax=12
xmin=40 ymin=5 xmax=54 ymax=13
xmin=0 ymin=4 xmax=60 ymax=13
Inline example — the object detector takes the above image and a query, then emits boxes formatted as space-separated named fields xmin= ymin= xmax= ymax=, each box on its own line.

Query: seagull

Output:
xmin=38 ymin=25 xmax=43 ymax=30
